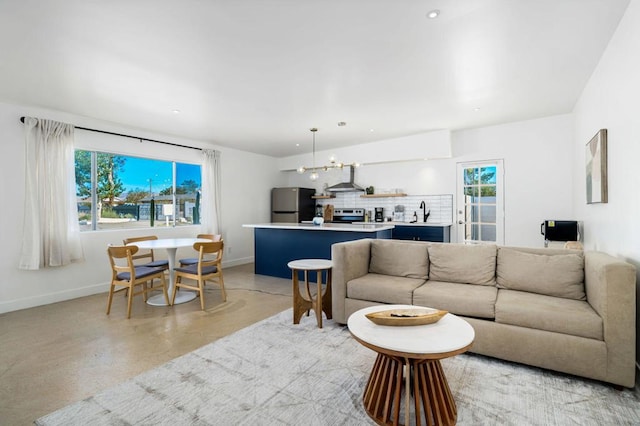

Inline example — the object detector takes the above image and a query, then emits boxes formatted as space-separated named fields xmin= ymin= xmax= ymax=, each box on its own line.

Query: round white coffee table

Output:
xmin=348 ymin=304 xmax=475 ymax=426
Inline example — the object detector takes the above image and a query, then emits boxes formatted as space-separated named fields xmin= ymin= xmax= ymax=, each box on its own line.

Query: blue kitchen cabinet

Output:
xmin=392 ymin=225 xmax=451 ymax=242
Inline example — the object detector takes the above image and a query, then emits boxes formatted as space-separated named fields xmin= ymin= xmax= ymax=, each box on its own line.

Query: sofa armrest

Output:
xmin=331 ymin=239 xmax=372 ymax=324
xmin=585 ymin=251 xmax=637 ymax=387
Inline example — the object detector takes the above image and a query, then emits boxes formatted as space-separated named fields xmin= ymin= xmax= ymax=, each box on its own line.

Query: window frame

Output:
xmin=75 ymin=149 xmax=202 ymax=232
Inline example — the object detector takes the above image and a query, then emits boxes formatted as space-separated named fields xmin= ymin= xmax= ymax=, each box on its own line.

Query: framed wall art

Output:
xmin=586 ymin=129 xmax=607 ymax=204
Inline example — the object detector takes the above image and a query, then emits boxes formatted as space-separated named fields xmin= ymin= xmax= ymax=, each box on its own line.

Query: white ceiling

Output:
xmin=0 ymin=0 xmax=630 ymax=157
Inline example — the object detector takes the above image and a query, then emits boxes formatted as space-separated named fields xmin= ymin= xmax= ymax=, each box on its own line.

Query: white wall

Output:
xmin=287 ymin=113 xmax=575 ymax=248
xmin=277 ymin=129 xmax=452 ymax=171
xmin=453 ymin=115 xmax=575 ymax=247
xmin=0 ymin=93 xmax=600 ymax=316
xmin=571 ymin=0 xmax=640 ymax=366
xmin=0 ymin=101 xmax=283 ymax=313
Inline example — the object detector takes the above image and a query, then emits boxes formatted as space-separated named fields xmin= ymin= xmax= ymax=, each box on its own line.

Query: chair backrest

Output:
xmin=193 ymin=241 xmax=224 ymax=269
xmin=197 ymin=234 xmax=222 ymax=242
xmin=107 ymin=245 xmax=138 ymax=279
xmin=122 ymin=235 xmax=158 ymax=263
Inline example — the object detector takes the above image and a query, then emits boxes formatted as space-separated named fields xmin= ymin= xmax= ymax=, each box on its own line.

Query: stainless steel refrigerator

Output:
xmin=271 ymin=187 xmax=315 ymax=223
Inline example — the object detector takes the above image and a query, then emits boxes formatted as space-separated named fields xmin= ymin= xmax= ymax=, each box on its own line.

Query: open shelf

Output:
xmin=360 ymin=193 xmax=407 ymax=198
xmin=312 ymin=195 xmax=336 ymax=199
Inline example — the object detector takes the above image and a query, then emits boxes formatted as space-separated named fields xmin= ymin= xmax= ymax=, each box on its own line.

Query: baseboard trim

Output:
xmin=0 ymin=282 xmax=110 ymax=314
xmin=223 ymin=256 xmax=254 ymax=268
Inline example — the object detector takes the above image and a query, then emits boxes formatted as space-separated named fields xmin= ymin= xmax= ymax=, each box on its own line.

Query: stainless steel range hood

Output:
xmin=326 ymin=165 xmax=365 ymax=192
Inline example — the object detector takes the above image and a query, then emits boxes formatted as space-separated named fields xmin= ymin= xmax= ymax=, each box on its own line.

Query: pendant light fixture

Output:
xmin=297 ymin=127 xmax=360 ymax=180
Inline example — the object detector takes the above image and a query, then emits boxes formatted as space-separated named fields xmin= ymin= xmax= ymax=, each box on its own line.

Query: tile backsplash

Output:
xmin=315 ymin=193 xmax=453 ymax=224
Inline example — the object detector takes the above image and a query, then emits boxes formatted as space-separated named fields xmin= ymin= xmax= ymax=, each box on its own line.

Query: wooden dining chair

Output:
xmin=122 ymin=236 xmax=169 ymax=270
xmin=178 ymin=234 xmax=222 ymax=266
xmin=173 ymin=240 xmax=226 ymax=310
xmin=106 ymin=245 xmax=169 ymax=318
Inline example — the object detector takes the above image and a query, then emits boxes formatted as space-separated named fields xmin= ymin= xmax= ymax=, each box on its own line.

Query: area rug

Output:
xmin=36 ymin=309 xmax=640 ymax=425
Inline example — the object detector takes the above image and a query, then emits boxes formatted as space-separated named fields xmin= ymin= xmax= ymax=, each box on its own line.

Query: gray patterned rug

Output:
xmin=36 ymin=309 xmax=640 ymax=425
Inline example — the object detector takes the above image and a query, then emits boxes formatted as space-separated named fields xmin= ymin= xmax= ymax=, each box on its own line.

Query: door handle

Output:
xmin=458 ymin=220 xmax=464 ymax=225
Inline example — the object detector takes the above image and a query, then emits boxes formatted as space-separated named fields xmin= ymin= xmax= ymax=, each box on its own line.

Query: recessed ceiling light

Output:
xmin=370 ymin=129 xmax=375 ymax=132
xmin=337 ymin=121 xmax=347 ymax=127
xmin=172 ymin=109 xmax=181 ymax=114
xmin=427 ymin=10 xmax=440 ymax=19
xmin=474 ymin=107 xmax=481 ymax=112
xmin=296 ymin=143 xmax=300 ymax=147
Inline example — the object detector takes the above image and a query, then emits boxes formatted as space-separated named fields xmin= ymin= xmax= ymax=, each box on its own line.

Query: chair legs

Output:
xmin=203 ymin=273 xmax=226 ymax=302
xmin=106 ymin=285 xmax=115 ymax=315
xmin=219 ymin=273 xmax=227 ymax=302
xmin=198 ymin=278 xmax=205 ymax=310
xmin=160 ymin=275 xmax=169 ymax=305
xmin=126 ymin=284 xmax=135 ymax=319
xmin=171 ymin=276 xmax=180 ymax=306
xmin=173 ymin=272 xmax=225 ymax=311
xmin=108 ymin=275 xmax=168 ymax=318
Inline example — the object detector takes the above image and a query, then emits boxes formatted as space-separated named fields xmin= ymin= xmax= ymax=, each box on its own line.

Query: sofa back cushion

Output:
xmin=369 ymin=239 xmax=429 ymax=279
xmin=428 ymin=243 xmax=497 ymax=286
xmin=496 ymin=247 xmax=585 ymax=300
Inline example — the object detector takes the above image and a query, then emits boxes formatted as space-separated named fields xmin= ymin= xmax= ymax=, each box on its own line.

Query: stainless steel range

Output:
xmin=332 ymin=208 xmax=365 ymax=223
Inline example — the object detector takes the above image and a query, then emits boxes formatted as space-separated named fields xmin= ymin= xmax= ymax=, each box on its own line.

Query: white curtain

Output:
xmin=201 ymin=149 xmax=221 ymax=234
xmin=19 ymin=117 xmax=84 ymax=270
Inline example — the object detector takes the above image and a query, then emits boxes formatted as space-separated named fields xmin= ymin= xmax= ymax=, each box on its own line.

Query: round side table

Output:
xmin=349 ymin=304 xmax=475 ymax=426
xmin=287 ymin=259 xmax=333 ymax=328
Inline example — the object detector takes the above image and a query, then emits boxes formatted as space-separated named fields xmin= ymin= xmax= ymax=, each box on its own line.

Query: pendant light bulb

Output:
xmin=310 ymin=171 xmax=319 ymax=181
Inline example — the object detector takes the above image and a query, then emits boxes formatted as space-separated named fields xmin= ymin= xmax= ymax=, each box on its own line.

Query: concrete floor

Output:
xmin=0 ymin=263 xmax=293 ymax=425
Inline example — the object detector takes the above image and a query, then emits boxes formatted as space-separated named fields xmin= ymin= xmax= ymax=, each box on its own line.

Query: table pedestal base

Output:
xmin=146 ymin=290 xmax=196 ymax=306
xmin=363 ymin=353 xmax=456 ymax=426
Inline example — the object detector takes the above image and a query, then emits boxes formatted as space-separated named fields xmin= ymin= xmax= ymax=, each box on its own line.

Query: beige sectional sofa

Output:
xmin=331 ymin=239 xmax=637 ymax=388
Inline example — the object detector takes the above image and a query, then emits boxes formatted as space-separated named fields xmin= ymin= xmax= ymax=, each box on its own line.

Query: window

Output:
xmin=75 ymin=150 xmax=201 ymax=231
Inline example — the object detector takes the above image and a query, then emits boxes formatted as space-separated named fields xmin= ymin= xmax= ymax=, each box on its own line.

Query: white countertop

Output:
xmin=242 ymin=222 xmax=395 ymax=232
xmin=361 ymin=221 xmax=453 ymax=227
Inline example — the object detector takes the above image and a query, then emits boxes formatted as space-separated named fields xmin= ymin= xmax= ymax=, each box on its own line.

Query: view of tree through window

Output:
xmin=75 ymin=150 xmax=201 ymax=231
xmin=463 ymin=166 xmax=497 ymax=242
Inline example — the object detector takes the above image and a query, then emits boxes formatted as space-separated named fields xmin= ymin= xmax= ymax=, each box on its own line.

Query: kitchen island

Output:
xmin=243 ymin=222 xmax=394 ymax=279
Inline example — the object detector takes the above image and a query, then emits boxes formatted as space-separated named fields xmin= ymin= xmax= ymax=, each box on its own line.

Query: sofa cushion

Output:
xmin=495 ymin=289 xmax=602 ymax=340
xmin=413 ymin=280 xmax=497 ymax=319
xmin=496 ymin=248 xmax=585 ymax=300
xmin=347 ymin=273 xmax=425 ymax=305
xmin=428 ymin=243 xmax=497 ymax=286
xmin=369 ymin=239 xmax=429 ymax=279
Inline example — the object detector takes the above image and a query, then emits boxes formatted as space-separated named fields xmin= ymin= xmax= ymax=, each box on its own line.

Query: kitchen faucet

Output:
xmin=419 ymin=201 xmax=430 ymax=222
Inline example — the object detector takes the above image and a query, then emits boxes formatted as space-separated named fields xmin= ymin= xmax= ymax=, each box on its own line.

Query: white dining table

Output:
xmin=127 ymin=237 xmax=211 ymax=306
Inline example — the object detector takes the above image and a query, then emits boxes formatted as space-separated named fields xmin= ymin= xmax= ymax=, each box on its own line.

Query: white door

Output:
xmin=456 ymin=160 xmax=504 ymax=244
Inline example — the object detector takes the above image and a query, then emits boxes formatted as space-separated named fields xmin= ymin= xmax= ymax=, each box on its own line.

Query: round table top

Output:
xmin=287 ymin=259 xmax=333 ymax=270
xmin=348 ymin=305 xmax=475 ymax=358
xmin=127 ymin=238 xmax=211 ymax=250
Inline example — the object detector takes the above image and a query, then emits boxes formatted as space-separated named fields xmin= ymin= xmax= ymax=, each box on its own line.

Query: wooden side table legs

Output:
xmin=291 ymin=267 xmax=332 ymax=328
xmin=363 ymin=353 xmax=457 ymax=426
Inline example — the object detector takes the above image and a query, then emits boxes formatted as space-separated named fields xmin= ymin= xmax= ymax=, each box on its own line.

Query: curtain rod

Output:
xmin=19 ymin=116 xmax=203 ymax=151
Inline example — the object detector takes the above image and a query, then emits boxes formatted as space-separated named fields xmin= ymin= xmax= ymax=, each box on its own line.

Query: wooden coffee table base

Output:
xmin=363 ymin=353 xmax=456 ymax=426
